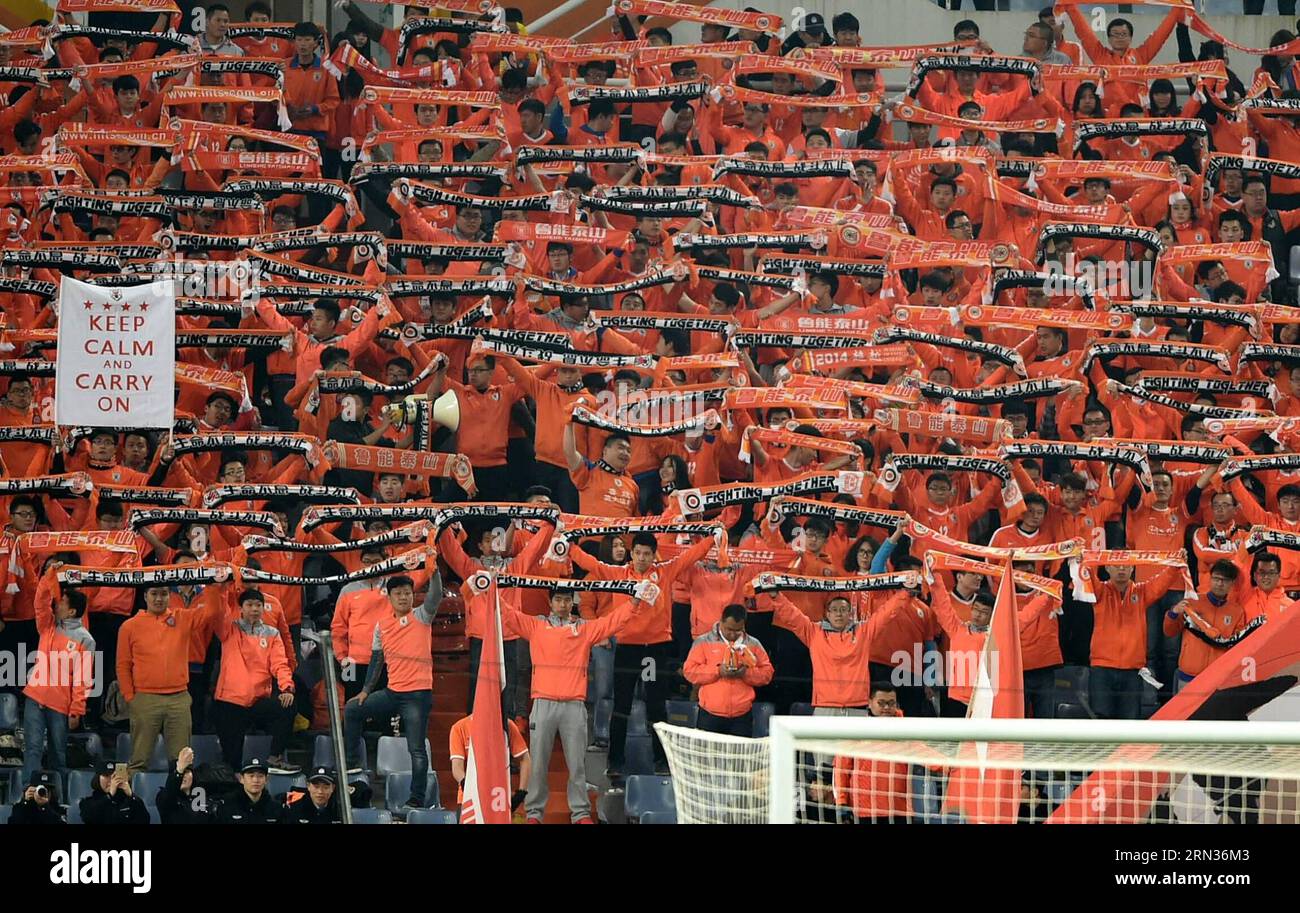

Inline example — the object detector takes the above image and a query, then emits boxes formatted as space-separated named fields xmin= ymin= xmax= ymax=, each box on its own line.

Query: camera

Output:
xmin=34 ymin=785 xmax=48 ymax=800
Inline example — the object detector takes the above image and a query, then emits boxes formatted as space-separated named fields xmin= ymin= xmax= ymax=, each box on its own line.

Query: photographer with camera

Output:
xmin=8 ymin=771 xmax=66 ymax=825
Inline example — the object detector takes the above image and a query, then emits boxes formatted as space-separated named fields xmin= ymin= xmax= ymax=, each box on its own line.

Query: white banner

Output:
xmin=55 ymin=277 xmax=176 ymax=429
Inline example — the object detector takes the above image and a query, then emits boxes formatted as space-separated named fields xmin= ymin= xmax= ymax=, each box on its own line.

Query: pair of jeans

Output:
xmin=344 ymin=688 xmax=433 ymax=807
xmin=1089 ymin=666 xmax=1142 ymax=720
xmin=22 ymin=698 xmax=68 ymax=787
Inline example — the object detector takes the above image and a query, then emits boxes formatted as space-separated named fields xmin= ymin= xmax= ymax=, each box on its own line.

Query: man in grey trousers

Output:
xmin=502 ymin=582 xmax=654 ymax=824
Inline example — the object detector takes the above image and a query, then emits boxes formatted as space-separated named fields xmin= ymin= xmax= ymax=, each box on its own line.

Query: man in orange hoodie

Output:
xmin=683 ymin=603 xmax=774 ymax=736
xmin=283 ymin=22 xmax=340 ymax=141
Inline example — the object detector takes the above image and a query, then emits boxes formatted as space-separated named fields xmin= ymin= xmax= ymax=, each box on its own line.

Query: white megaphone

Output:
xmin=382 ymin=390 xmax=460 ymax=432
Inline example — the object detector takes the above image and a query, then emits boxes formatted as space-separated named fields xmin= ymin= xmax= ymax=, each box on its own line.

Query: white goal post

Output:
xmin=655 ymin=719 xmax=1300 ymax=825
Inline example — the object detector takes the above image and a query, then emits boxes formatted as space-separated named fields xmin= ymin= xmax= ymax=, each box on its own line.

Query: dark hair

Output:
xmin=869 ymin=680 xmax=896 ymax=698
xmin=64 ymin=589 xmax=88 ymax=617
xmin=1209 ymin=559 xmax=1239 ymax=581
xmin=523 ymin=485 xmax=552 ymax=501
xmin=721 ymin=603 xmax=747 ymax=624
xmin=1217 ymin=209 xmax=1251 ymax=238
xmin=588 ymin=99 xmax=617 ymax=120
xmin=245 ymin=0 xmax=272 ymax=16
xmin=804 ymin=518 xmax=833 ymax=538
xmin=630 ymin=532 xmax=658 ymax=552
xmin=502 ymin=68 xmax=528 ymax=91
xmin=386 ymin=575 xmax=415 ymax=592
xmin=1212 ymin=282 xmax=1246 ymax=303
xmin=1254 ymin=551 xmax=1282 ymax=575
xmin=1108 ymin=18 xmax=1133 ymax=37
xmin=1023 ymin=492 xmax=1049 ymax=512
xmin=237 ymin=588 xmax=266 ymax=605
xmin=953 ymin=19 xmax=979 ymax=38
xmin=930 ymin=177 xmax=958 ymax=194
xmin=1059 ymin=472 xmax=1088 ymax=492
xmin=712 ymin=283 xmax=740 ymax=308
xmin=313 ymin=299 xmax=342 ymax=324
xmin=320 ymin=346 xmax=350 ymax=369
xmin=112 ymin=75 xmax=140 ymax=95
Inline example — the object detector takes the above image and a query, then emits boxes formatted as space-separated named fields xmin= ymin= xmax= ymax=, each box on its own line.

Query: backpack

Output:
xmin=101 ymin=681 xmax=129 ymax=724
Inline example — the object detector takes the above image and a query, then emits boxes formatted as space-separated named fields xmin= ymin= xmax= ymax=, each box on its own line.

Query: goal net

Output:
xmin=655 ymin=718 xmax=1300 ymax=824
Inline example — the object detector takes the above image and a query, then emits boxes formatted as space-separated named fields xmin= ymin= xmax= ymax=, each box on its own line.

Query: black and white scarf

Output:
xmin=875 ymin=326 xmax=1027 ymax=374
xmin=569 ymin=82 xmax=709 ymax=104
xmin=917 ymin=377 xmax=1077 ymax=404
xmin=712 ymin=158 xmax=853 ymax=179
xmin=202 ymin=485 xmax=362 ymax=509
xmin=128 ymin=508 xmax=282 ymax=533
xmin=1082 ymin=342 xmax=1230 ymax=374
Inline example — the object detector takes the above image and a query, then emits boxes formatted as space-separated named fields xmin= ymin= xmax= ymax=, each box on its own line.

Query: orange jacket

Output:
xmin=283 ymin=54 xmax=341 ymax=134
xmin=117 ymin=587 xmax=226 ymax=701
xmin=683 ymin=627 xmax=774 ymax=718
xmin=23 ymin=570 xmax=96 ymax=717
xmin=1165 ymin=589 xmax=1257 ymax=678
xmin=331 ymin=586 xmax=390 ymax=665
xmin=505 ymin=603 xmax=637 ymax=702
xmin=212 ymin=610 xmax=294 ymax=708
xmin=832 ymin=710 xmax=910 ymax=820
xmin=1091 ymin=567 xmax=1181 ymax=671
xmin=767 ymin=590 xmax=910 ymax=708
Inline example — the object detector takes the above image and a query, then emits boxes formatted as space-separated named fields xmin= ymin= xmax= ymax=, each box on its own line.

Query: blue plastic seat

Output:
xmin=628 ymin=699 xmax=648 ymax=735
xmin=352 ymin=808 xmax=393 ymax=824
xmin=68 ymin=732 xmax=104 ymax=765
xmin=664 ymin=700 xmax=698 ymax=728
xmin=190 ymin=734 xmax=222 ymax=767
xmin=67 ymin=770 xmax=97 ymax=809
xmin=0 ymin=693 xmax=17 ymax=730
xmin=115 ymin=733 xmax=169 ymax=771
xmin=0 ymin=805 xmax=10 ymax=824
xmin=241 ymin=734 xmax=273 ymax=765
xmin=751 ymin=702 xmax=775 ymax=737
xmin=268 ymin=773 xmax=306 ymax=798
xmin=407 ymin=808 xmax=458 ymax=825
xmin=3 ymin=767 xmax=21 ymax=803
xmin=313 ymin=734 xmax=368 ymax=773
xmin=131 ymin=771 xmax=169 ymax=806
xmin=624 ymin=775 xmax=674 ymax=820
xmin=66 ymin=800 xmax=82 ymax=824
xmin=639 ymin=809 xmax=677 ymax=824
xmin=383 ymin=772 xmax=440 ymax=811
xmin=623 ymin=736 xmax=655 ymax=776
xmin=375 ymin=736 xmax=434 ymax=778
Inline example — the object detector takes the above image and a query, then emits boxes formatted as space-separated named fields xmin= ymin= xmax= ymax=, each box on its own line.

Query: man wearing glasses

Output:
xmin=1164 ymin=559 xmax=1256 ymax=695
xmin=1241 ymin=553 xmax=1295 ymax=622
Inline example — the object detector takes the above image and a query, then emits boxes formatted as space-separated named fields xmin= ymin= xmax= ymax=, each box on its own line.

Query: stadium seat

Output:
xmin=241 ymin=734 xmax=273 ymax=765
xmin=664 ymin=700 xmax=698 ymax=728
xmin=751 ymin=702 xmax=775 ymax=737
xmin=190 ymin=734 xmax=223 ymax=767
xmin=375 ymin=736 xmax=434 ymax=778
xmin=115 ymin=733 xmax=169 ymax=771
xmin=592 ymin=698 xmax=613 ymax=744
xmin=624 ymin=775 xmax=674 ymax=820
xmin=67 ymin=770 xmax=97 ymax=808
xmin=587 ymin=645 xmax=614 ymax=704
xmin=352 ymin=808 xmax=393 ymax=824
xmin=623 ymin=736 xmax=655 ymax=776
xmin=639 ymin=809 xmax=677 ymax=824
xmin=628 ymin=699 xmax=648 ymax=735
xmin=312 ymin=734 xmax=368 ymax=772
xmin=0 ymin=693 xmax=17 ymax=731
xmin=3 ymin=767 xmax=21 ymax=803
xmin=131 ymin=771 xmax=169 ymax=805
xmin=268 ymin=773 xmax=306 ymax=798
xmin=383 ymin=772 xmax=440 ymax=811
xmin=789 ymin=702 xmax=814 ymax=716
xmin=1055 ymin=702 xmax=1093 ymax=720
xmin=66 ymin=800 xmax=82 ymax=824
xmin=68 ymin=732 xmax=104 ymax=766
xmin=407 ymin=808 xmax=458 ymax=824
xmin=0 ymin=805 xmax=10 ymax=824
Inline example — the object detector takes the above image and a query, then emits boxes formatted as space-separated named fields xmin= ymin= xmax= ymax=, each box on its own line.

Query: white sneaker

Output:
xmin=1138 ymin=667 xmax=1164 ymax=690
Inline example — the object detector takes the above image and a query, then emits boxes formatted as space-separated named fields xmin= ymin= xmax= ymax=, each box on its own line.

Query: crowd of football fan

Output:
xmin=2 ymin=0 xmax=1300 ymax=825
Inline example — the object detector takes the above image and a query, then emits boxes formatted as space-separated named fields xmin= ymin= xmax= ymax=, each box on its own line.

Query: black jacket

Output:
xmin=156 ymin=769 xmax=212 ymax=825
xmin=9 ymin=799 xmax=67 ymax=825
xmin=277 ymin=793 xmax=343 ymax=824
xmin=79 ymin=787 xmax=151 ymax=825
xmin=213 ymin=789 xmax=282 ymax=824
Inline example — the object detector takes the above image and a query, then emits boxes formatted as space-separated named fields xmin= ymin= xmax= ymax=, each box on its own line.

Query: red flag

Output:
xmin=1047 ymin=606 xmax=1300 ymax=824
xmin=460 ymin=573 xmax=512 ymax=824
xmin=942 ymin=558 xmax=1024 ymax=823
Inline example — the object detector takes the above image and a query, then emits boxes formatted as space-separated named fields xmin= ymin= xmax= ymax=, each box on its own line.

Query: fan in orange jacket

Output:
xmin=683 ymin=603 xmax=774 ymax=733
xmin=831 ymin=684 xmax=911 ymax=823
xmin=759 ymin=581 xmax=918 ymax=710
xmin=22 ymin=566 xmax=96 ymax=785
xmin=1164 ymin=558 xmax=1261 ymax=691
xmin=209 ymin=586 xmax=296 ymax=771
